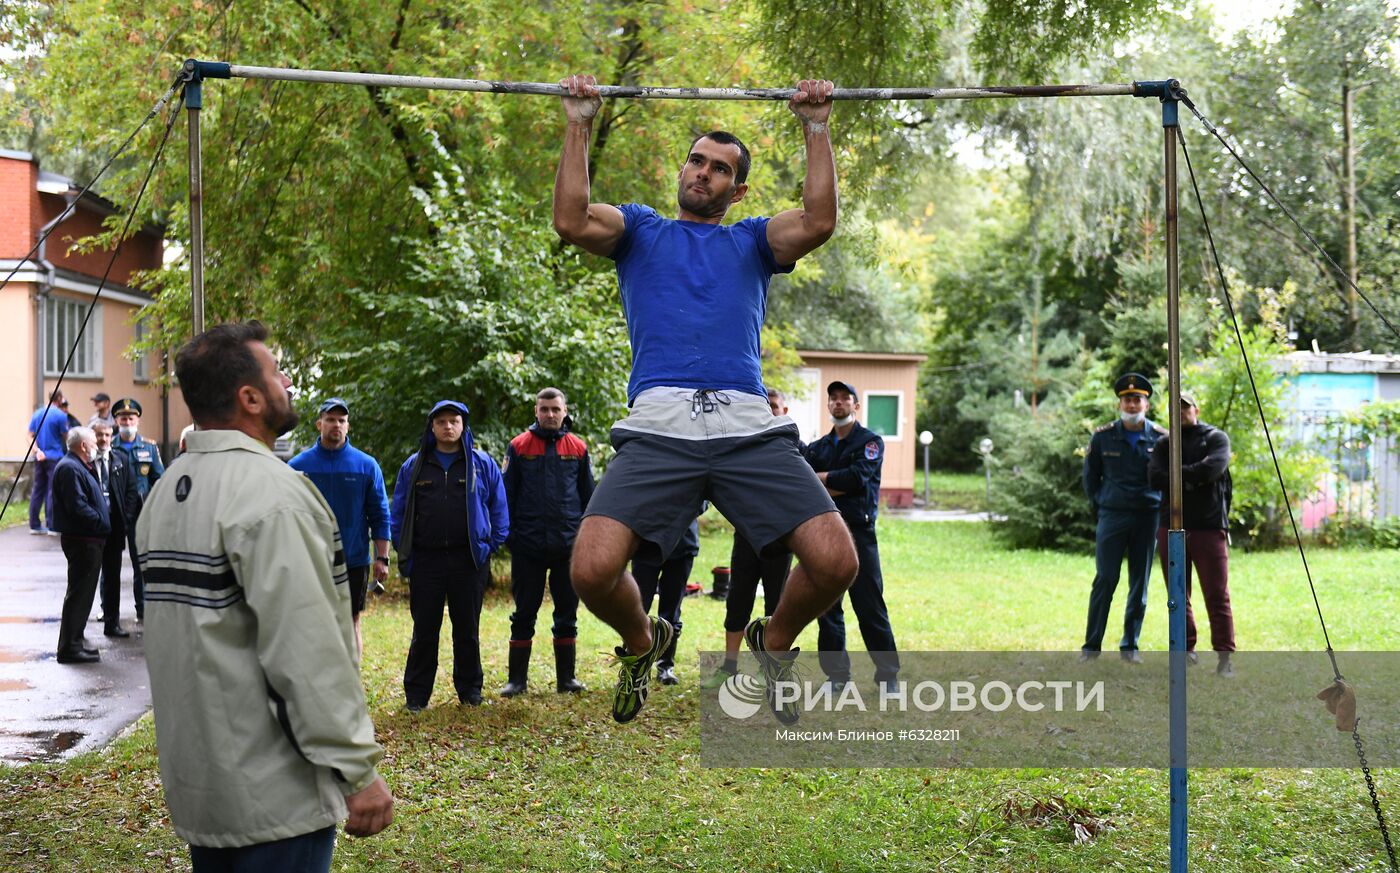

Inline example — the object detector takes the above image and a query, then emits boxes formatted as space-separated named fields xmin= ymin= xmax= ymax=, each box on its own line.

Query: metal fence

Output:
xmin=1289 ymin=408 xmax=1400 ymax=525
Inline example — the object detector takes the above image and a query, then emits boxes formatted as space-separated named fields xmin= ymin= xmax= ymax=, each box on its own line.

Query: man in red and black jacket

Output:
xmin=499 ymin=387 xmax=596 ymax=696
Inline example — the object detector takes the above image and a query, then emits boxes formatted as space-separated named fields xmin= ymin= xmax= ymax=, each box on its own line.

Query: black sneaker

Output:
xmin=610 ymin=616 xmax=673 ymax=724
xmin=744 ymin=617 xmax=801 ymax=725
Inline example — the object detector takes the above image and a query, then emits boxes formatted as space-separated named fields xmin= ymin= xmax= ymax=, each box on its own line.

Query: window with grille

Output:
xmin=44 ymin=297 xmax=102 ymax=378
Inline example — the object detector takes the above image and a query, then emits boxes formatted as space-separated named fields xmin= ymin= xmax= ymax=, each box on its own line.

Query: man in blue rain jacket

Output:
xmin=390 ymin=400 xmax=508 ymax=709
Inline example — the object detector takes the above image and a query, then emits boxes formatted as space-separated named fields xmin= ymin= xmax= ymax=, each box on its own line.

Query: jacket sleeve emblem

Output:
xmin=864 ymin=441 xmax=880 ymax=460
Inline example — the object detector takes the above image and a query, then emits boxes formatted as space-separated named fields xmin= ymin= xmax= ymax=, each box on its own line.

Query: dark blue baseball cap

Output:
xmin=318 ymin=397 xmax=350 ymax=415
xmin=826 ymin=380 xmax=858 ymax=399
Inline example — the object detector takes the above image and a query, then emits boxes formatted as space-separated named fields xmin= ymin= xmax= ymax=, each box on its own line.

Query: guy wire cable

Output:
xmin=0 ymin=87 xmax=186 ymax=528
xmin=1180 ymin=131 xmax=1397 ymax=872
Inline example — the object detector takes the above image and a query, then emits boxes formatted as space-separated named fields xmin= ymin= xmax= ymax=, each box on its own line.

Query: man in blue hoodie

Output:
xmin=390 ymin=400 xmax=509 ymax=710
xmin=290 ymin=398 xmax=392 ymax=656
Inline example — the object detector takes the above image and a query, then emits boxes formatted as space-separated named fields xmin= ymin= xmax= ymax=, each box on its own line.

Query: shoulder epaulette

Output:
xmin=1094 ymin=422 xmax=1116 ymax=433
xmin=1152 ymin=423 xmax=1168 ymax=435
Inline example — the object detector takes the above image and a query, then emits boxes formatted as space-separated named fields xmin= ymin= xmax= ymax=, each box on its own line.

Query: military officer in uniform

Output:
xmin=1080 ymin=372 xmax=1165 ymax=663
xmin=803 ymin=381 xmax=900 ymax=690
xmin=111 ymin=398 xmax=163 ymax=620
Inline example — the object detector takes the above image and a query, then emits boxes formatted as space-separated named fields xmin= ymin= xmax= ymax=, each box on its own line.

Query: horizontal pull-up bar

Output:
xmin=184 ymin=60 xmax=1165 ymax=101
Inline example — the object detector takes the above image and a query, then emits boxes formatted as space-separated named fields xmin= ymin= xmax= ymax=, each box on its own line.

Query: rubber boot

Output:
xmin=554 ymin=638 xmax=585 ymax=693
xmin=657 ymin=628 xmax=681 ymax=685
xmin=500 ymin=642 xmax=530 ymax=697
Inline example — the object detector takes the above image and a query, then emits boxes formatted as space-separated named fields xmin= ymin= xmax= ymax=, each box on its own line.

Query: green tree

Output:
xmin=1185 ymin=299 xmax=1328 ymax=545
xmin=1202 ymin=0 xmax=1400 ymax=351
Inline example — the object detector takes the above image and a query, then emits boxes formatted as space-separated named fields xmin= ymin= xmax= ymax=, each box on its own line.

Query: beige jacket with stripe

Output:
xmin=136 ymin=429 xmax=382 ymax=847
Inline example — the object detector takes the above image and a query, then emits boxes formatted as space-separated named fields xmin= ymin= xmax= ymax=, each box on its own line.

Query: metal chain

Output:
xmin=1352 ymin=720 xmax=1399 ymax=871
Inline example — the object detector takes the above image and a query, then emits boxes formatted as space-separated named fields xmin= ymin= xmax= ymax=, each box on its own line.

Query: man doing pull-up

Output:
xmin=552 ymin=73 xmax=857 ymax=725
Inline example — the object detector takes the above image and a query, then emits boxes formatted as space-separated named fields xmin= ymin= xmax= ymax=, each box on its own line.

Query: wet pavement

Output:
xmin=0 ymin=527 xmax=150 ymax=764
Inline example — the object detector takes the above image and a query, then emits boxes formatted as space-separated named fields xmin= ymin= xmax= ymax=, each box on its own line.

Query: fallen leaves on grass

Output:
xmin=1002 ymin=793 xmax=1112 ymax=845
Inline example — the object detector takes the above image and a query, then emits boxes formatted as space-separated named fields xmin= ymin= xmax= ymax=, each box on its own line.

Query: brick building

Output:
xmin=0 ymin=149 xmax=189 ymax=468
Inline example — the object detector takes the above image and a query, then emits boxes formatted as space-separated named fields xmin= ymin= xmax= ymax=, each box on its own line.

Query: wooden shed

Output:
xmin=790 ymin=349 xmax=927 ymax=509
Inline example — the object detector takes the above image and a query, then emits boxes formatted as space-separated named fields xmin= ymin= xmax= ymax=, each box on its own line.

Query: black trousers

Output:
xmin=125 ymin=525 xmax=145 ymax=617
xmin=403 ymin=549 xmax=489 ymax=704
xmin=817 ymin=524 xmax=900 ymax=684
xmin=57 ymin=536 xmax=104 ymax=656
xmin=632 ymin=552 xmax=692 ymax=668
xmin=508 ymin=548 xmax=578 ymax=642
xmin=98 ymin=532 xmax=126 ymax=624
xmin=724 ymin=534 xmax=793 ymax=633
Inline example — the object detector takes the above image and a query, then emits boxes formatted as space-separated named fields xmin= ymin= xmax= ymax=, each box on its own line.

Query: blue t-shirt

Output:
xmin=610 ymin=204 xmax=794 ymax=403
xmin=1123 ymin=428 xmax=1143 ymax=451
xmin=28 ymin=406 xmax=69 ymax=456
xmin=434 ymin=449 xmax=460 ymax=473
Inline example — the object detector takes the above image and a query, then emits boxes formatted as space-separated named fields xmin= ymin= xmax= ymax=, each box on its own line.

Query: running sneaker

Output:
xmin=611 ymin=616 xmax=674 ymax=723
xmin=744 ymin=617 xmax=801 ymax=725
xmin=700 ymin=663 xmax=739 ymax=690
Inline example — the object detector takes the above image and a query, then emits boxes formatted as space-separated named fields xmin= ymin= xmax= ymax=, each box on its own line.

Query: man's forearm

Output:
xmin=800 ymin=119 xmax=837 ymax=231
xmin=553 ymin=121 xmax=594 ymax=238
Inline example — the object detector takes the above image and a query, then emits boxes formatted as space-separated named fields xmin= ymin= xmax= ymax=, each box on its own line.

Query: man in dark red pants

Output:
xmin=1148 ymin=391 xmax=1236 ymax=677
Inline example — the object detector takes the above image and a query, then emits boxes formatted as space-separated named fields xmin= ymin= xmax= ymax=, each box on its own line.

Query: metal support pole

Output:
xmin=184 ymin=63 xmax=205 ymax=335
xmin=923 ymin=443 xmax=930 ymax=506
xmin=1160 ymin=82 xmax=1189 ymax=873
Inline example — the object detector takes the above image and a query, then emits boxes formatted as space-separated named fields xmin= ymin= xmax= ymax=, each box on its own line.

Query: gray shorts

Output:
xmin=585 ymin=388 xmax=837 ymax=556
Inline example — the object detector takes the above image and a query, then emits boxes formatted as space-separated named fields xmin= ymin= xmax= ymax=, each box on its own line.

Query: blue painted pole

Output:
xmin=1168 ymin=529 xmax=1188 ymax=871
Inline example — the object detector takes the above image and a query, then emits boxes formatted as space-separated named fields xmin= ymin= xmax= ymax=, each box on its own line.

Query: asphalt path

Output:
xmin=0 ymin=503 xmax=986 ymax=764
xmin=0 ymin=525 xmax=150 ymax=764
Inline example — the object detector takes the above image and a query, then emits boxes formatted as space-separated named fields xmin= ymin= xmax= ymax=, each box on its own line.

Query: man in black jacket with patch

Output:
xmin=803 ymin=381 xmax=900 ymax=690
xmin=51 ymin=426 xmax=110 ymax=663
xmin=92 ymin=421 xmax=141 ymax=638
xmin=499 ymin=388 xmax=595 ymax=696
xmin=1148 ymin=391 xmax=1236 ymax=676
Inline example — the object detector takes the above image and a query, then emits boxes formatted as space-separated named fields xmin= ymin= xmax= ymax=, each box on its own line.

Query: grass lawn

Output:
xmin=2 ymin=520 xmax=1396 ymax=871
xmin=914 ymin=470 xmax=989 ymax=512
xmin=0 ymin=499 xmax=31 ymax=531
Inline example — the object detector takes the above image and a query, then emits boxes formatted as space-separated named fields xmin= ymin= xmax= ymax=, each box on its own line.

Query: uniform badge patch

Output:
xmin=864 ymin=441 xmax=880 ymax=460
xmin=174 ymin=475 xmax=192 ymax=502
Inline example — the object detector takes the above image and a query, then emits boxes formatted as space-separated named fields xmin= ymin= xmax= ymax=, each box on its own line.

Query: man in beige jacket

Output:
xmin=137 ymin=321 xmax=393 ymax=871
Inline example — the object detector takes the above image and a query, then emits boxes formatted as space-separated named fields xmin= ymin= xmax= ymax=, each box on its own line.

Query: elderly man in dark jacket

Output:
xmin=499 ymin=388 xmax=594 ymax=697
xmin=1148 ymin=391 xmax=1236 ymax=677
xmin=52 ymin=426 xmax=111 ymax=663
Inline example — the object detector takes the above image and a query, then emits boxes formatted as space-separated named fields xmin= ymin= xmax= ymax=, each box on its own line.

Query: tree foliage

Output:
xmin=1184 ymin=298 xmax=1328 ymax=546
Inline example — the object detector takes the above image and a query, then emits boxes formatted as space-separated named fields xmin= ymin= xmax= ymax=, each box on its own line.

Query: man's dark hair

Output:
xmin=175 ymin=321 xmax=270 ymax=425
xmin=689 ymin=131 xmax=752 ymax=185
xmin=537 ymin=387 xmax=567 ymax=404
